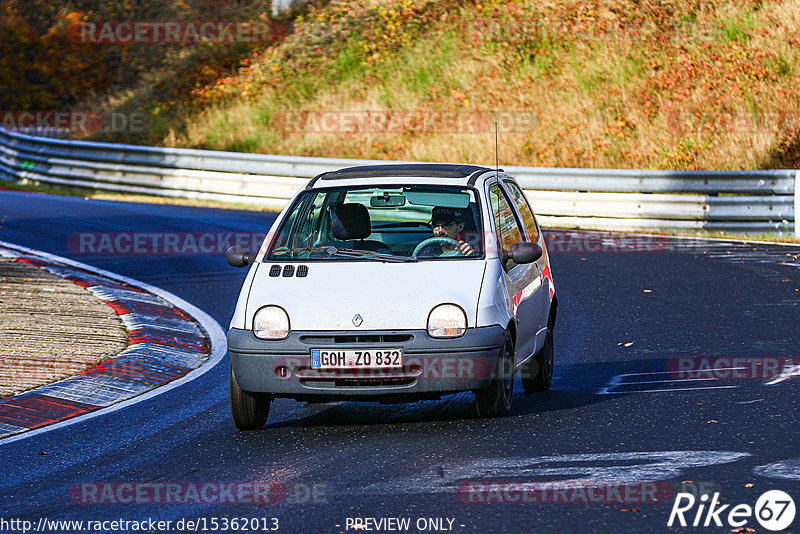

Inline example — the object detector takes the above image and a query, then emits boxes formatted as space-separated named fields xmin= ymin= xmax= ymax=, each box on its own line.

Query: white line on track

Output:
xmin=0 ymin=240 xmax=226 ymax=446
xmin=599 ymin=385 xmax=738 ymax=394
xmin=613 ymin=377 xmax=720 ymax=385
xmin=597 ymin=367 xmax=749 ymax=394
xmin=609 ymin=367 xmax=747 ymax=377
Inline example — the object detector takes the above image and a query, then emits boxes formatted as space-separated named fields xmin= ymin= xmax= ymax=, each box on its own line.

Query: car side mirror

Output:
xmin=501 ymin=242 xmax=543 ymax=265
xmin=225 ymin=246 xmax=255 ymax=268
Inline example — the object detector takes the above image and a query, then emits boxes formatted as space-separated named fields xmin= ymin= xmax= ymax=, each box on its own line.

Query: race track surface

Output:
xmin=0 ymin=190 xmax=798 ymax=533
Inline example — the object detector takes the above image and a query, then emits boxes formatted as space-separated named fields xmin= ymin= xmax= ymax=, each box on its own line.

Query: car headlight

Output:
xmin=253 ymin=306 xmax=290 ymax=339
xmin=427 ymin=304 xmax=467 ymax=338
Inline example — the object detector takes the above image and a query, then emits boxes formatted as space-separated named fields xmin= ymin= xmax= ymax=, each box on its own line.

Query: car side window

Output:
xmin=504 ymin=181 xmax=539 ymax=242
xmin=489 ymin=184 xmax=523 ymax=270
xmin=271 ymin=193 xmax=315 ymax=252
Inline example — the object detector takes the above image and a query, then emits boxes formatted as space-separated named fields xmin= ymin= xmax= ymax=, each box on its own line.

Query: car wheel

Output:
xmin=475 ymin=332 xmax=514 ymax=417
xmin=229 ymin=366 xmax=271 ymax=430
xmin=521 ymin=326 xmax=554 ymax=392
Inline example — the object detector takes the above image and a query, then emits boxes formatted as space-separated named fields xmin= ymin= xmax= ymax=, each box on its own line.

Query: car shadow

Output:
xmin=256 ymin=357 xmax=685 ymax=430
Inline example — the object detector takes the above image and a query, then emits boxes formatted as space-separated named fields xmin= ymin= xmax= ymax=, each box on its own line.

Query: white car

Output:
xmin=225 ymin=163 xmax=557 ymax=429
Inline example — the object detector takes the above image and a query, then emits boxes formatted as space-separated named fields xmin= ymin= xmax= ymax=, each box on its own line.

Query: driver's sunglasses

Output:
xmin=431 ymin=220 xmax=457 ymax=229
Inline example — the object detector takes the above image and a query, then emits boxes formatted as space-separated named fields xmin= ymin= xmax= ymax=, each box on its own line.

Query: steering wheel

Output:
xmin=412 ymin=236 xmax=461 ymax=258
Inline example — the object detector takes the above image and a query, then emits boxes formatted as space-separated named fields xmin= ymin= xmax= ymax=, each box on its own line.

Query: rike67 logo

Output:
xmin=668 ymin=490 xmax=796 ymax=531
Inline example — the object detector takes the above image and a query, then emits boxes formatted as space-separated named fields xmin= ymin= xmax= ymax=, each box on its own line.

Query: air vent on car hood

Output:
xmin=267 ymin=265 xmax=308 ymax=278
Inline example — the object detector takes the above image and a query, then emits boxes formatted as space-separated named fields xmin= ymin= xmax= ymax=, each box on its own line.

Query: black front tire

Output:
xmin=521 ymin=326 xmax=554 ymax=392
xmin=229 ymin=367 xmax=271 ymax=430
xmin=475 ymin=332 xmax=515 ymax=417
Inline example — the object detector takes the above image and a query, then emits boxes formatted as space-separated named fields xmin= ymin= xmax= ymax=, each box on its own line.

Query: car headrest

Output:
xmin=331 ymin=203 xmax=371 ymax=241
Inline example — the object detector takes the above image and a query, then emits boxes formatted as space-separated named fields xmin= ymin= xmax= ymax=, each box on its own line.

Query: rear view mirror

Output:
xmin=501 ymin=242 xmax=543 ymax=265
xmin=225 ymin=246 xmax=255 ymax=268
xmin=403 ymin=190 xmax=470 ymax=208
xmin=370 ymin=194 xmax=406 ymax=207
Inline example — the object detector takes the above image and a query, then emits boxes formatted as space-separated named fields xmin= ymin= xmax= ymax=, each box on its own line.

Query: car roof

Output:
xmin=307 ymin=163 xmax=503 ymax=189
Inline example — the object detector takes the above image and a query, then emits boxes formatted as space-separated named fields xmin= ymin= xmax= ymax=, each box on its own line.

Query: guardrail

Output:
xmin=0 ymin=127 xmax=797 ymax=235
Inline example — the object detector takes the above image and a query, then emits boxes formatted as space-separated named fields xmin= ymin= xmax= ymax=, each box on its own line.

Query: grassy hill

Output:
xmin=75 ymin=0 xmax=800 ymax=170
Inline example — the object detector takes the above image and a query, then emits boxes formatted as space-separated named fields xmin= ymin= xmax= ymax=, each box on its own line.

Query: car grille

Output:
xmin=300 ymin=334 xmax=413 ymax=344
xmin=294 ymin=364 xmax=420 ymax=378
xmin=294 ymin=363 xmax=421 ymax=388
xmin=299 ymin=378 xmax=415 ymax=387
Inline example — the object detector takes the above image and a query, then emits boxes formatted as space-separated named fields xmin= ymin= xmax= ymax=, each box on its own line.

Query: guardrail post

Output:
xmin=796 ymin=170 xmax=800 ymax=238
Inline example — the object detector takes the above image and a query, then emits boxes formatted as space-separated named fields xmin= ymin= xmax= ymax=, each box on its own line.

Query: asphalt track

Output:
xmin=0 ymin=189 xmax=799 ymax=533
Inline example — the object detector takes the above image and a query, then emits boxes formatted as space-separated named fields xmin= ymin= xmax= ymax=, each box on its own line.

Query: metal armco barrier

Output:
xmin=0 ymin=127 xmax=797 ymax=235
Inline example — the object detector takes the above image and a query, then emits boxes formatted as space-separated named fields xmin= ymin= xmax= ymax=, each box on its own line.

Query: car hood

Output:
xmin=246 ymin=260 xmax=487 ymax=331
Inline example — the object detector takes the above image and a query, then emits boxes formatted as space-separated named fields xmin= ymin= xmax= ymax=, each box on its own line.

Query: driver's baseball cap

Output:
xmin=430 ymin=207 xmax=464 ymax=224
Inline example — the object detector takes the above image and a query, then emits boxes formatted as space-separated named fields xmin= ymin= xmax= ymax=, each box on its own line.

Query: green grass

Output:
xmin=515 ymin=51 xmax=555 ymax=79
xmin=223 ymin=136 xmax=262 ymax=153
xmin=570 ymin=50 xmax=594 ymax=94
xmin=377 ymin=30 xmax=461 ymax=99
xmin=334 ymin=41 xmax=365 ymax=80
xmin=769 ymin=52 xmax=794 ymax=77
xmin=718 ymin=11 xmax=757 ymax=43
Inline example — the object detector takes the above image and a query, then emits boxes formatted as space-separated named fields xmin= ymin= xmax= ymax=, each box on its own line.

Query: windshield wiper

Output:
xmin=277 ymin=246 xmax=416 ymax=262
xmin=341 ymin=249 xmax=417 ymax=263
xmin=323 ymin=247 xmax=417 ymax=263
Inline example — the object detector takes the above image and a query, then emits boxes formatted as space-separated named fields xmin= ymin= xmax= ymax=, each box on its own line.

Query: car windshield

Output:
xmin=267 ymin=184 xmax=483 ymax=261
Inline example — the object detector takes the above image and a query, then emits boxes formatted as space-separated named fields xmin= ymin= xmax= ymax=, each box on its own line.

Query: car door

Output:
xmin=502 ymin=179 xmax=551 ymax=333
xmin=487 ymin=181 xmax=541 ymax=363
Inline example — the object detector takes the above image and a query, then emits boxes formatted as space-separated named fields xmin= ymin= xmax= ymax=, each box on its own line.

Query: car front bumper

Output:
xmin=228 ymin=326 xmax=505 ymax=400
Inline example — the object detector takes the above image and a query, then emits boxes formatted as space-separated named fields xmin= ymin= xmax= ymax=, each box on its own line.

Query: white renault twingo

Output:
xmin=225 ymin=164 xmax=557 ymax=429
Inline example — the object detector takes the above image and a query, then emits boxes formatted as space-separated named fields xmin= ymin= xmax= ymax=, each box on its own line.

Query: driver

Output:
xmin=429 ymin=207 xmax=476 ymax=256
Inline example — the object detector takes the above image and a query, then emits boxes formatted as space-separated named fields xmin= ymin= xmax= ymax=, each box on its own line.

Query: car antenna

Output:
xmin=494 ymin=121 xmax=500 ymax=179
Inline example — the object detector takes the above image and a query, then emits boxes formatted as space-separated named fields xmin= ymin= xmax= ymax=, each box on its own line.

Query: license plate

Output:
xmin=310 ymin=348 xmax=403 ymax=370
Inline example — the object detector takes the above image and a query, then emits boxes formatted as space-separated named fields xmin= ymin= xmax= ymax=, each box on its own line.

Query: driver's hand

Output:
xmin=458 ymin=240 xmax=475 ymax=256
